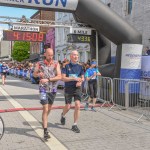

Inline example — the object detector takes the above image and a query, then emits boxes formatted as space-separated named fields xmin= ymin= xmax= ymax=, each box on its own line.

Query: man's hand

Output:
xmin=38 ymin=72 xmax=44 ymax=78
xmin=76 ymin=81 xmax=82 ymax=87
xmin=40 ymin=79 xmax=49 ymax=84
xmin=74 ymin=77 xmax=82 ymax=82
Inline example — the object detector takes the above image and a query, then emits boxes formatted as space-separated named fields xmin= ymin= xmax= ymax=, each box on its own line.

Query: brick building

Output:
xmin=30 ymin=10 xmax=55 ymax=61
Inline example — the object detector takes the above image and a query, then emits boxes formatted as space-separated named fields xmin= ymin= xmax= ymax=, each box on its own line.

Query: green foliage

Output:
xmin=12 ymin=41 xmax=30 ymax=62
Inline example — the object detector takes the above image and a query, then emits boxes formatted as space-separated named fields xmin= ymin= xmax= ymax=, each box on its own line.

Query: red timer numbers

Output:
xmin=3 ymin=30 xmax=46 ymax=42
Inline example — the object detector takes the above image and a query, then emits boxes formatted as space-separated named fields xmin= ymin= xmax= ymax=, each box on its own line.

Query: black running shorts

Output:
xmin=64 ymin=87 xmax=82 ymax=104
xmin=40 ymin=92 xmax=56 ymax=105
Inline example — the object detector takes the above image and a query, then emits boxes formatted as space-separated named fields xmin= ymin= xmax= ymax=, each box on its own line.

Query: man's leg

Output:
xmin=48 ymin=104 xmax=52 ymax=115
xmin=62 ymin=104 xmax=71 ymax=116
xmin=84 ymin=81 xmax=93 ymax=110
xmin=42 ymin=104 xmax=51 ymax=140
xmin=61 ymin=104 xmax=71 ymax=125
xmin=2 ymin=75 xmax=4 ymax=85
xmin=74 ymin=100 xmax=80 ymax=124
xmin=71 ymin=100 xmax=80 ymax=133
xmin=84 ymin=96 xmax=92 ymax=110
xmin=91 ymin=80 xmax=97 ymax=112
xmin=42 ymin=104 xmax=49 ymax=129
xmin=61 ymin=92 xmax=72 ymax=125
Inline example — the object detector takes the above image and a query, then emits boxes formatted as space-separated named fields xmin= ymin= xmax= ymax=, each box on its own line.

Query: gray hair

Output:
xmin=70 ymin=50 xmax=78 ymax=55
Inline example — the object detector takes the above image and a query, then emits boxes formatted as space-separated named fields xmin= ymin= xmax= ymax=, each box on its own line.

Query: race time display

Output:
xmin=67 ymin=34 xmax=91 ymax=43
xmin=3 ymin=30 xmax=46 ymax=42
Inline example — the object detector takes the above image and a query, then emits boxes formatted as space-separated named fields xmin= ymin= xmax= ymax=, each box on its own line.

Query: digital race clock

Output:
xmin=3 ymin=30 xmax=46 ymax=42
xmin=67 ymin=34 xmax=91 ymax=43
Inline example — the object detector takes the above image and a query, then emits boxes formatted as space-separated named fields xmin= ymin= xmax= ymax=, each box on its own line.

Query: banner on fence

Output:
xmin=141 ymin=56 xmax=150 ymax=79
xmin=120 ymin=44 xmax=143 ymax=79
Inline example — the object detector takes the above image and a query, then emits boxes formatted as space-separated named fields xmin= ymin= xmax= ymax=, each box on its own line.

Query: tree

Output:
xmin=12 ymin=41 xmax=30 ymax=62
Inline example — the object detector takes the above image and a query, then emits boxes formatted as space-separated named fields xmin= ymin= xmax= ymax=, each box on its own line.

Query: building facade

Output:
xmin=46 ymin=28 xmax=55 ymax=52
xmin=55 ymin=12 xmax=90 ymax=63
xmin=30 ymin=10 xmax=55 ymax=57
xmin=0 ymin=27 xmax=12 ymax=61
xmin=0 ymin=40 xmax=11 ymax=61
xmin=103 ymin=0 xmax=150 ymax=57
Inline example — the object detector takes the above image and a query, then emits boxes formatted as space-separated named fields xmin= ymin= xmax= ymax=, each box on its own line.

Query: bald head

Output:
xmin=45 ymin=48 xmax=53 ymax=53
xmin=44 ymin=48 xmax=54 ymax=62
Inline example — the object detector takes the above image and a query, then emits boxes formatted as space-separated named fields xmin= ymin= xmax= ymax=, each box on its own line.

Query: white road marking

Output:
xmin=56 ymin=96 xmax=64 ymax=98
xmin=0 ymin=87 xmax=68 ymax=150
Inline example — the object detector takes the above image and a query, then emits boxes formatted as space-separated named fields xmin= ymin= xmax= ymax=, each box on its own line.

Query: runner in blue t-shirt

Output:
xmin=84 ymin=61 xmax=101 ymax=111
xmin=0 ymin=62 xmax=2 ymax=74
xmin=1 ymin=62 xmax=9 ymax=85
xmin=60 ymin=50 xmax=84 ymax=133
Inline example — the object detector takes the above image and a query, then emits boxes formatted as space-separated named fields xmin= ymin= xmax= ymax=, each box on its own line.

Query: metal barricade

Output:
xmin=111 ymin=78 xmax=139 ymax=110
xmin=81 ymin=80 xmax=89 ymax=102
xmin=97 ymin=76 xmax=113 ymax=108
xmin=125 ymin=79 xmax=150 ymax=121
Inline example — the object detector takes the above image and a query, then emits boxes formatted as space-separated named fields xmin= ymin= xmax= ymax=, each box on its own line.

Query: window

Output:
xmin=63 ymin=53 xmax=66 ymax=59
xmin=57 ymin=54 xmax=60 ymax=60
xmin=128 ymin=0 xmax=132 ymax=14
xmin=79 ymin=52 xmax=83 ymax=62
xmin=86 ymin=51 xmax=91 ymax=61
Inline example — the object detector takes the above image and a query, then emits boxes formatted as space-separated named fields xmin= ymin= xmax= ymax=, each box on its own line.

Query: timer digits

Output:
xmin=67 ymin=34 xmax=91 ymax=43
xmin=3 ymin=30 xmax=46 ymax=42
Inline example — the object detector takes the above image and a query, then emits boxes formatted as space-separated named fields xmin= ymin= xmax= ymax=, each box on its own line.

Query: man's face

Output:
xmin=44 ymin=49 xmax=54 ymax=62
xmin=70 ymin=51 xmax=79 ymax=63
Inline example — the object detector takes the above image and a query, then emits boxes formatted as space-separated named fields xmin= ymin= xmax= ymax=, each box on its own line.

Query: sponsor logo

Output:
xmin=141 ymin=71 xmax=150 ymax=78
xmin=125 ymin=54 xmax=141 ymax=58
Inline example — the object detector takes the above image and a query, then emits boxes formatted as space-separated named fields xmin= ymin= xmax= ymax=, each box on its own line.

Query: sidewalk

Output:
xmin=0 ymin=76 xmax=150 ymax=150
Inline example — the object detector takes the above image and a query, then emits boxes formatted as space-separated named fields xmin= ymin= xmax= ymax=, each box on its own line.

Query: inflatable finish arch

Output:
xmin=0 ymin=0 xmax=142 ymax=77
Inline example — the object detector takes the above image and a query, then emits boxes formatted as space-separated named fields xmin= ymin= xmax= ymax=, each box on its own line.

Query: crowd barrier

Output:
xmin=125 ymin=79 xmax=150 ymax=121
xmin=8 ymin=68 xmax=150 ymax=121
xmin=97 ymin=76 xmax=113 ymax=108
xmin=105 ymin=78 xmax=150 ymax=121
xmin=112 ymin=78 xmax=140 ymax=109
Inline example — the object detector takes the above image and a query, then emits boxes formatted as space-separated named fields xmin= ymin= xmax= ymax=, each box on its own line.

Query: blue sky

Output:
xmin=0 ymin=6 xmax=37 ymax=29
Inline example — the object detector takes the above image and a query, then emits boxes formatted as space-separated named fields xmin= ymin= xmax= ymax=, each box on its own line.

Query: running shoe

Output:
xmin=44 ymin=131 xmax=51 ymax=140
xmin=84 ymin=103 xmax=89 ymax=111
xmin=91 ymin=107 xmax=97 ymax=112
xmin=60 ymin=113 xmax=66 ymax=125
xmin=71 ymin=125 xmax=80 ymax=133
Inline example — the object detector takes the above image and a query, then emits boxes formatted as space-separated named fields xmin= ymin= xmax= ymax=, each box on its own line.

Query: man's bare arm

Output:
xmin=49 ymin=63 xmax=61 ymax=82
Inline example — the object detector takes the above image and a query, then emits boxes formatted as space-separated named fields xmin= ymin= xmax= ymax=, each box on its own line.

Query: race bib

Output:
xmin=69 ymin=74 xmax=78 ymax=78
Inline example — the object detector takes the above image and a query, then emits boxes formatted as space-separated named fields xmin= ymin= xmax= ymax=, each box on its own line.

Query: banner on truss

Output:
xmin=0 ymin=0 xmax=79 ymax=11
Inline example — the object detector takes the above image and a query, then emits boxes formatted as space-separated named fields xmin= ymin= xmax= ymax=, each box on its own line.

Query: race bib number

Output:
xmin=69 ymin=74 xmax=78 ymax=78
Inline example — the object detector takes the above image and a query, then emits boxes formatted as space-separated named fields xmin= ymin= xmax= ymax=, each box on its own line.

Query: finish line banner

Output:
xmin=0 ymin=0 xmax=79 ymax=11
xmin=120 ymin=44 xmax=143 ymax=79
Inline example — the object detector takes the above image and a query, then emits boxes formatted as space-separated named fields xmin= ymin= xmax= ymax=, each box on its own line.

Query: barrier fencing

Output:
xmin=97 ymin=76 xmax=113 ymax=108
xmin=107 ymin=78 xmax=150 ymax=121
xmin=8 ymin=69 xmax=150 ymax=121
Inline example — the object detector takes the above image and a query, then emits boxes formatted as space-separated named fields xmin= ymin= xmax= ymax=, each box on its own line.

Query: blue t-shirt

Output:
xmin=0 ymin=64 xmax=2 ymax=73
xmin=62 ymin=63 xmax=84 ymax=88
xmin=85 ymin=68 xmax=100 ymax=79
xmin=1 ymin=65 xmax=8 ymax=73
